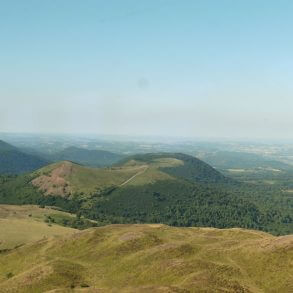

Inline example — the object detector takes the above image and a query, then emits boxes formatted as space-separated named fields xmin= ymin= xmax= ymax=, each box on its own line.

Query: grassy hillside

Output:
xmin=116 ymin=152 xmax=230 ymax=184
xmin=0 ymin=153 xmax=292 ymax=235
xmin=0 ymin=205 xmax=77 ymax=250
xmin=47 ymin=146 xmax=124 ymax=167
xmin=0 ymin=224 xmax=292 ymax=292
xmin=0 ymin=140 xmax=49 ymax=174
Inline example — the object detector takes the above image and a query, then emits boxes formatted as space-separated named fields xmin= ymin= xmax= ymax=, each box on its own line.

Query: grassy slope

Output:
xmin=119 ymin=157 xmax=183 ymax=186
xmin=0 ymin=224 xmax=292 ymax=292
xmin=0 ymin=205 xmax=77 ymax=250
xmin=117 ymin=153 xmax=230 ymax=184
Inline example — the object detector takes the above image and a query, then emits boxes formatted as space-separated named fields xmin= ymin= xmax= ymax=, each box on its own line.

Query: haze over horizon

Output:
xmin=1 ymin=0 xmax=293 ymax=139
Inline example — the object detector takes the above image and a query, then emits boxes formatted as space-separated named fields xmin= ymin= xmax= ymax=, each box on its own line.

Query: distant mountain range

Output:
xmin=46 ymin=146 xmax=124 ymax=167
xmin=0 ymin=140 xmax=124 ymax=174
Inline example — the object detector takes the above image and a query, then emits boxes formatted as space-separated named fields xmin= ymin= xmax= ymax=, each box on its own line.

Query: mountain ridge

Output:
xmin=47 ymin=146 xmax=124 ymax=167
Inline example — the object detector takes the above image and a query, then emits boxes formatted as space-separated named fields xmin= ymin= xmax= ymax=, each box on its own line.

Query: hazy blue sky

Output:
xmin=1 ymin=0 xmax=293 ymax=139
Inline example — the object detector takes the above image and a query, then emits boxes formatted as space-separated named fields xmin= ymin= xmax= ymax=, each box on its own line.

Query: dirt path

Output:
xmin=120 ymin=166 xmax=148 ymax=187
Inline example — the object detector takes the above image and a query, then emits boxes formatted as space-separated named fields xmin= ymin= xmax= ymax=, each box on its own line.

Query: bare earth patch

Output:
xmin=32 ymin=161 xmax=73 ymax=196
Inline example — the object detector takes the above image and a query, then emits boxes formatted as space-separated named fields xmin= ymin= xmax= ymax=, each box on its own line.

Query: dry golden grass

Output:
xmin=0 ymin=218 xmax=76 ymax=250
xmin=0 ymin=204 xmax=74 ymax=220
xmin=0 ymin=224 xmax=292 ymax=292
xmin=0 ymin=205 xmax=77 ymax=250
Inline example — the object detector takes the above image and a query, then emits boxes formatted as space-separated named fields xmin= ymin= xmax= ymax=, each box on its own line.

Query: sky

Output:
xmin=1 ymin=0 xmax=293 ymax=139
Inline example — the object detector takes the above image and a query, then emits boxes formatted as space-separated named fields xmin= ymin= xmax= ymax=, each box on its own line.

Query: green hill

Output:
xmin=0 ymin=140 xmax=49 ymax=174
xmin=0 ymin=153 xmax=292 ymax=235
xmin=48 ymin=146 xmax=124 ymax=167
xmin=0 ymin=224 xmax=292 ymax=292
xmin=117 ymin=152 xmax=231 ymax=183
xmin=31 ymin=160 xmax=148 ymax=197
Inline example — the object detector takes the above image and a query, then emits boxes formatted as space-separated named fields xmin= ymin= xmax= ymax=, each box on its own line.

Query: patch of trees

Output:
xmin=45 ymin=213 xmax=98 ymax=230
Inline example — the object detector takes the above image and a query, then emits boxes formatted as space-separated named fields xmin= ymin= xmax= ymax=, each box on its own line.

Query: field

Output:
xmin=0 ymin=205 xmax=77 ymax=250
xmin=0 ymin=224 xmax=292 ymax=292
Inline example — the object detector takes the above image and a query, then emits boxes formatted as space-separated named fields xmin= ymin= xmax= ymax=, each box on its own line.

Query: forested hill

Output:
xmin=0 ymin=140 xmax=49 ymax=174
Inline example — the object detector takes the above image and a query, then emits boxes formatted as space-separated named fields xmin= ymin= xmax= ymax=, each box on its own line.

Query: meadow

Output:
xmin=0 ymin=205 xmax=76 ymax=250
xmin=0 ymin=224 xmax=292 ymax=292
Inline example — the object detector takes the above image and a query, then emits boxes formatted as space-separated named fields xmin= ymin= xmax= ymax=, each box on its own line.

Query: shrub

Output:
xmin=6 ymin=272 xmax=13 ymax=279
